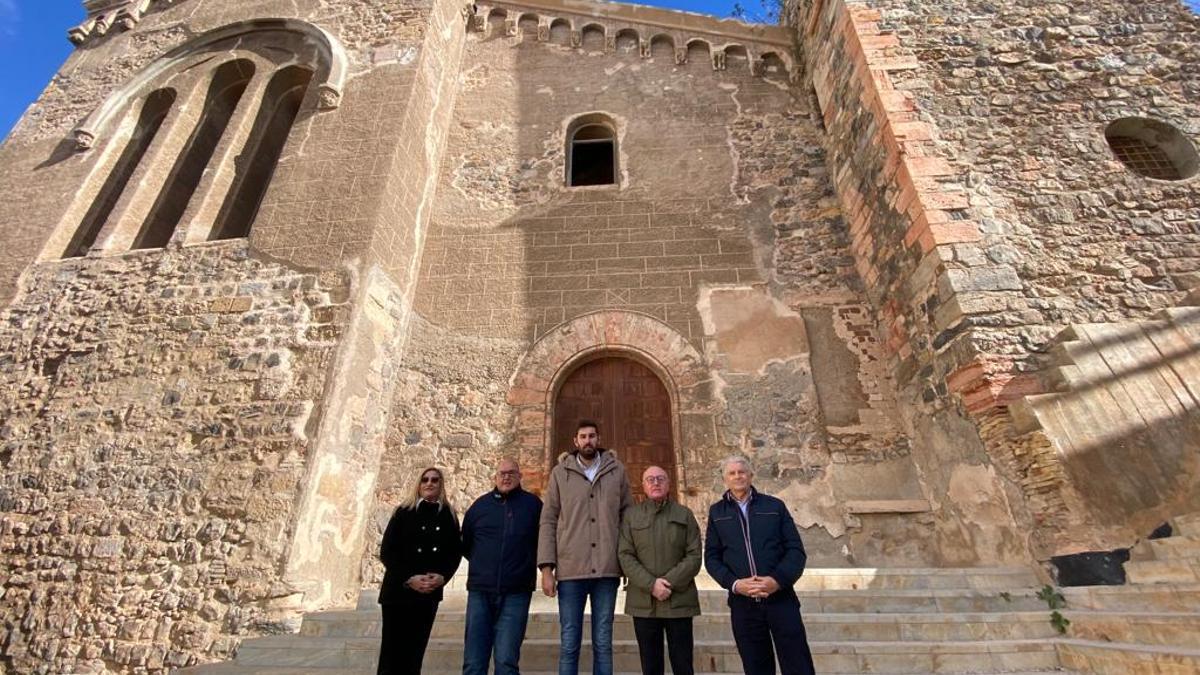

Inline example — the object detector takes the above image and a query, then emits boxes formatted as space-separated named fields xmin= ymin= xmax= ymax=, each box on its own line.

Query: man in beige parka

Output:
xmin=537 ymin=420 xmax=633 ymax=675
xmin=618 ymin=465 xmax=701 ymax=675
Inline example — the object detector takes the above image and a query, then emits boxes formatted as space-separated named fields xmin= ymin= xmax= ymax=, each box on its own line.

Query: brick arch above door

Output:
xmin=507 ymin=310 xmax=724 ymax=505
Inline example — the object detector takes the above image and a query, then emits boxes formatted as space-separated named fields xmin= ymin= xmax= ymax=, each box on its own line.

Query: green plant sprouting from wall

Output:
xmin=1037 ymin=584 xmax=1071 ymax=635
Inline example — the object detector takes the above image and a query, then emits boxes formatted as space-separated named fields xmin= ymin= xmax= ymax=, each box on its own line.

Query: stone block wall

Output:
xmin=788 ymin=0 xmax=1036 ymax=565
xmin=0 ymin=243 xmax=351 ymax=673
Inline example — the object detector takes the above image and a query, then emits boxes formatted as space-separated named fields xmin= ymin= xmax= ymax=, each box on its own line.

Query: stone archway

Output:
xmin=507 ymin=310 xmax=720 ymax=508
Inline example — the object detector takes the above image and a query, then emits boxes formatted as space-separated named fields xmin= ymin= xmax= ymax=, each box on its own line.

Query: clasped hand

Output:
xmin=651 ymin=577 xmax=672 ymax=601
xmin=735 ymin=575 xmax=780 ymax=599
xmin=406 ymin=573 xmax=445 ymax=594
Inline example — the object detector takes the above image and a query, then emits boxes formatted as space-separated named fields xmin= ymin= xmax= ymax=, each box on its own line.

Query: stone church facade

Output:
xmin=0 ymin=0 xmax=1197 ymax=671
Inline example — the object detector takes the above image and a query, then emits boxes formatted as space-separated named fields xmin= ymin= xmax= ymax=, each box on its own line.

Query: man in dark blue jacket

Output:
xmin=704 ymin=456 xmax=815 ymax=675
xmin=461 ymin=458 xmax=543 ymax=675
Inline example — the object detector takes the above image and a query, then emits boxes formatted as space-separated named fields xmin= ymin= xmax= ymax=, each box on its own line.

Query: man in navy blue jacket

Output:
xmin=704 ymin=456 xmax=815 ymax=675
xmin=461 ymin=458 xmax=543 ymax=675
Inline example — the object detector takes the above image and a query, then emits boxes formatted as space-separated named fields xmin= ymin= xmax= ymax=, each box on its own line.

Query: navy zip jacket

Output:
xmin=462 ymin=486 xmax=543 ymax=593
xmin=704 ymin=487 xmax=807 ymax=602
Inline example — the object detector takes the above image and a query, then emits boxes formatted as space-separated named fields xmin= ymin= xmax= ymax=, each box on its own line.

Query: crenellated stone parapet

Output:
xmin=469 ymin=0 xmax=796 ymax=78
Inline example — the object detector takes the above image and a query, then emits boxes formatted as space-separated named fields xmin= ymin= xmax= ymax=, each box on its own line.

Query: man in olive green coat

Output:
xmin=618 ymin=465 xmax=702 ymax=675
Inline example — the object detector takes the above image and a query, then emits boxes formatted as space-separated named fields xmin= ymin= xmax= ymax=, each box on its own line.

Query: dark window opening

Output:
xmin=211 ymin=66 xmax=313 ymax=241
xmin=63 ymin=89 xmax=176 ymax=258
xmin=568 ymin=123 xmax=616 ymax=187
xmin=1104 ymin=117 xmax=1198 ymax=182
xmin=1108 ymin=135 xmax=1181 ymax=181
xmin=133 ymin=59 xmax=253 ymax=250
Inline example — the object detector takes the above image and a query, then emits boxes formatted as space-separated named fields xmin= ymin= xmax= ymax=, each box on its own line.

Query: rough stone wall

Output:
xmin=788 ymin=0 xmax=1036 ymax=565
xmin=787 ymin=0 xmax=1200 ymax=560
xmin=877 ymin=0 xmax=1200 ymax=351
xmin=0 ymin=243 xmax=351 ymax=673
xmin=1004 ymin=305 xmax=1200 ymax=555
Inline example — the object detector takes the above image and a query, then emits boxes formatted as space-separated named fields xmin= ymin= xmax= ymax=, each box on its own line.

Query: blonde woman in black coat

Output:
xmin=377 ymin=467 xmax=462 ymax=675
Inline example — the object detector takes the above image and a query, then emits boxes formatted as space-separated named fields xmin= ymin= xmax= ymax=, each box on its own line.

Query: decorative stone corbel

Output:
xmin=537 ymin=22 xmax=550 ymax=42
xmin=116 ymin=9 xmax=141 ymax=31
xmin=73 ymin=129 xmax=96 ymax=152
xmin=67 ymin=19 xmax=94 ymax=45
xmin=605 ymin=35 xmax=616 ymax=53
xmin=712 ymin=51 xmax=726 ymax=70
xmin=570 ymin=30 xmax=582 ymax=48
xmin=505 ymin=17 xmax=518 ymax=37
xmin=92 ymin=13 xmax=113 ymax=37
xmin=473 ymin=13 xmax=486 ymax=32
xmin=639 ymin=39 xmax=651 ymax=58
xmin=674 ymin=46 xmax=688 ymax=64
xmin=317 ymin=84 xmax=342 ymax=110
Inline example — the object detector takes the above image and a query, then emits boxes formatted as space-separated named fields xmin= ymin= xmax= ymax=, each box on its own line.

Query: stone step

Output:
xmin=1056 ymin=639 xmax=1200 ymax=674
xmin=1129 ymin=535 xmax=1200 ymax=562
xmin=358 ymin=587 xmax=1052 ymax=614
xmin=300 ymin=609 xmax=1062 ymax=642
xmin=225 ymin=636 xmax=1064 ymax=673
xmin=1175 ymin=513 xmax=1200 ymax=538
xmin=1123 ymin=558 xmax=1200 ymax=584
xmin=1065 ymin=611 xmax=1200 ymax=650
xmin=1062 ymin=582 xmax=1200 ymax=612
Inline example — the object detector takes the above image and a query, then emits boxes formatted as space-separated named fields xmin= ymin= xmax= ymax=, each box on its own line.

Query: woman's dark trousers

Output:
xmin=377 ymin=596 xmax=439 ymax=675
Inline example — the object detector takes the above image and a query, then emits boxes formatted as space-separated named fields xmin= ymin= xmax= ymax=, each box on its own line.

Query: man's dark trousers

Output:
xmin=729 ymin=594 xmax=816 ymax=675
xmin=631 ymin=617 xmax=694 ymax=675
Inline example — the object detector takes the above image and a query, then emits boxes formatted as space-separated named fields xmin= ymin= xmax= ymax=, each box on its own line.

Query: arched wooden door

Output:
xmin=553 ymin=357 xmax=676 ymax=502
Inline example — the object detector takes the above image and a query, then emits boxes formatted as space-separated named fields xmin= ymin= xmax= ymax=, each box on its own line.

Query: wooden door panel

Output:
xmin=554 ymin=357 xmax=675 ymax=501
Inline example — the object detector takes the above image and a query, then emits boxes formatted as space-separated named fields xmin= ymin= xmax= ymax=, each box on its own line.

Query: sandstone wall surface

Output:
xmin=0 ymin=243 xmax=351 ymax=673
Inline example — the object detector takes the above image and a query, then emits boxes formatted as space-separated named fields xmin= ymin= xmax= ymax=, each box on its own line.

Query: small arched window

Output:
xmin=567 ymin=118 xmax=617 ymax=187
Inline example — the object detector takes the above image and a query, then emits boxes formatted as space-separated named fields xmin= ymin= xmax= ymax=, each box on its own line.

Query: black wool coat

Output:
xmin=378 ymin=500 xmax=462 ymax=604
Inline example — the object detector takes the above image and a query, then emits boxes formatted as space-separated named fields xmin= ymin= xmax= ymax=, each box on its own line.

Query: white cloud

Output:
xmin=0 ymin=0 xmax=19 ymax=38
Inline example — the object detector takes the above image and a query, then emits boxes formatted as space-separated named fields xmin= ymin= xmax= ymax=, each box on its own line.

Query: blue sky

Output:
xmin=1 ymin=0 xmax=1198 ymax=141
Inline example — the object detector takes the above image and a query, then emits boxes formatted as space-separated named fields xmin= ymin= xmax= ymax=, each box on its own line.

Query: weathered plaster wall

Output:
xmin=0 ymin=243 xmax=350 ymax=673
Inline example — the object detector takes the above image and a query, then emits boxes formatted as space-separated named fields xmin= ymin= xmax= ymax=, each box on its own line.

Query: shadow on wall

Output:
xmin=1009 ymin=303 xmax=1200 ymax=552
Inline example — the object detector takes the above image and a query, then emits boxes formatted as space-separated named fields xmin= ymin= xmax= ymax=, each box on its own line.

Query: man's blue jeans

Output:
xmin=462 ymin=590 xmax=533 ymax=675
xmin=556 ymin=577 xmax=619 ymax=675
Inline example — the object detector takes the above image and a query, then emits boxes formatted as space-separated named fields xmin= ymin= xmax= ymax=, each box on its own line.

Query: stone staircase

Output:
xmin=1049 ymin=511 xmax=1200 ymax=674
xmin=177 ymin=561 xmax=1200 ymax=675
